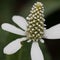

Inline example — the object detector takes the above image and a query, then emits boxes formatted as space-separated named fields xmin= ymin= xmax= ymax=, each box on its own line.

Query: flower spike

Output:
xmin=26 ymin=2 xmax=45 ymax=41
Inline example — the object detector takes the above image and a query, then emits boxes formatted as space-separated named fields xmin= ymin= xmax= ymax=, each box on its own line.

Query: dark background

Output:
xmin=0 ymin=0 xmax=60 ymax=60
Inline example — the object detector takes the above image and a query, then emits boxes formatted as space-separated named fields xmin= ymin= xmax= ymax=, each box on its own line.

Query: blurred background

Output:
xmin=0 ymin=0 xmax=60 ymax=60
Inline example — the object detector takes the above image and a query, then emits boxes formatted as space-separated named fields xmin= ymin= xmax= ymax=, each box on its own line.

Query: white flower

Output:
xmin=1 ymin=2 xmax=60 ymax=60
xmin=1 ymin=15 xmax=60 ymax=60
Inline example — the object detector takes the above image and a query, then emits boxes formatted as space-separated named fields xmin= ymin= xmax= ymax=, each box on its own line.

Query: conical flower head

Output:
xmin=26 ymin=2 xmax=45 ymax=41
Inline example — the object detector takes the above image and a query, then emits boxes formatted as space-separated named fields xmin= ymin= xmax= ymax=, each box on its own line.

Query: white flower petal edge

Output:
xmin=1 ymin=23 xmax=26 ymax=36
xmin=12 ymin=16 xmax=28 ymax=30
xmin=44 ymin=24 xmax=60 ymax=39
xmin=3 ymin=37 xmax=27 ymax=55
xmin=31 ymin=42 xmax=44 ymax=60
xmin=40 ymin=39 xmax=44 ymax=43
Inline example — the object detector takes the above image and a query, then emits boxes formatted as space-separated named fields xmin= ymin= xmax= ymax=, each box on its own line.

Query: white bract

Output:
xmin=1 ymin=2 xmax=60 ymax=60
xmin=1 ymin=15 xmax=60 ymax=60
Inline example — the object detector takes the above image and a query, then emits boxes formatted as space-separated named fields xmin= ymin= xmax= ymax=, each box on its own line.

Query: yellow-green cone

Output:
xmin=26 ymin=2 xmax=45 ymax=41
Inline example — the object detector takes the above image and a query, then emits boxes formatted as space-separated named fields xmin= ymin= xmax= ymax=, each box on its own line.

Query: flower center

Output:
xmin=26 ymin=2 xmax=45 ymax=41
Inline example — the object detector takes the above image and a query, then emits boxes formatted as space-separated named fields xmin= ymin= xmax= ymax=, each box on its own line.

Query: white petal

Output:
xmin=31 ymin=42 xmax=44 ymax=60
xmin=44 ymin=24 xmax=60 ymax=39
xmin=40 ymin=39 xmax=44 ymax=43
xmin=3 ymin=37 xmax=27 ymax=55
xmin=1 ymin=23 xmax=26 ymax=36
xmin=27 ymin=40 xmax=31 ymax=43
xmin=12 ymin=16 xmax=28 ymax=30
